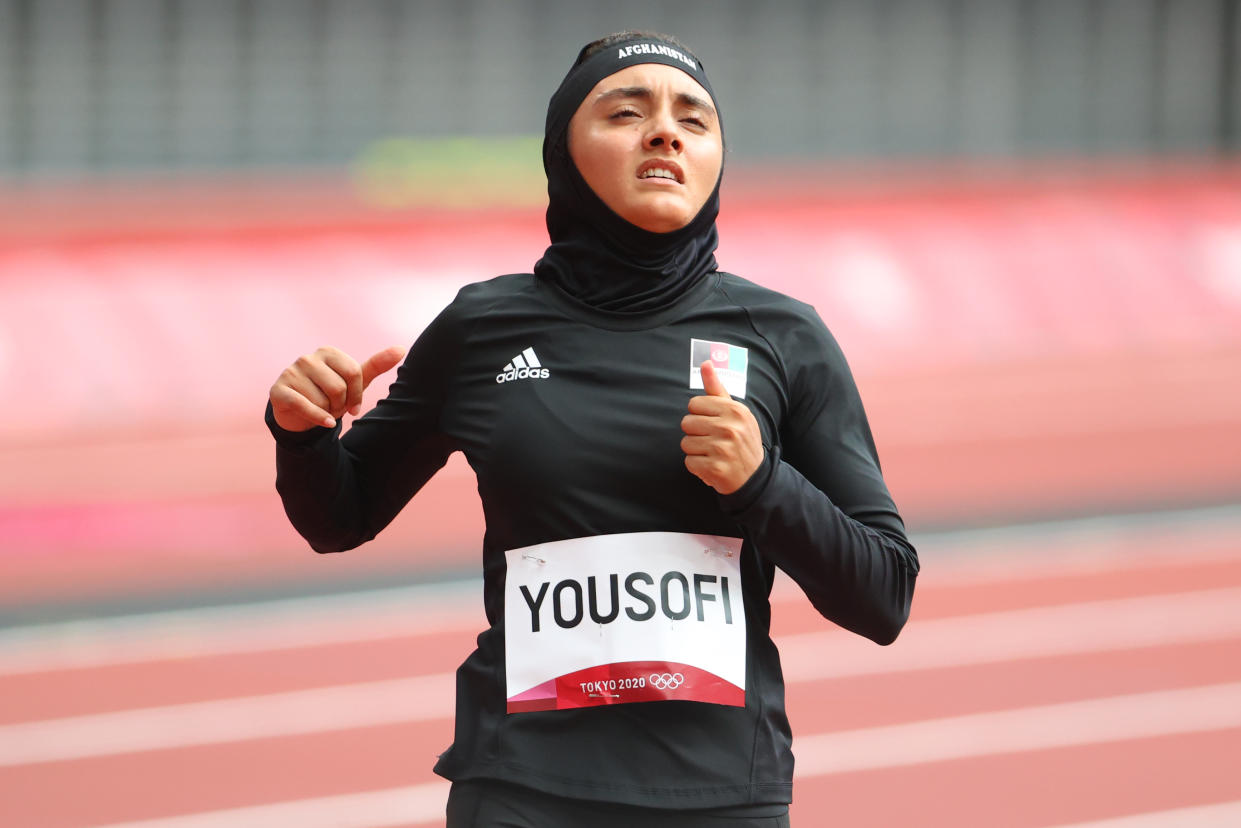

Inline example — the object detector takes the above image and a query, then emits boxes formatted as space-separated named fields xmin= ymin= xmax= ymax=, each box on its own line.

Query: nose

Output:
xmin=644 ymin=111 xmax=682 ymax=152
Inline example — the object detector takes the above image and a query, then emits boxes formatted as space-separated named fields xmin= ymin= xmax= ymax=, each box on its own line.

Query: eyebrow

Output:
xmin=594 ymin=86 xmax=717 ymax=119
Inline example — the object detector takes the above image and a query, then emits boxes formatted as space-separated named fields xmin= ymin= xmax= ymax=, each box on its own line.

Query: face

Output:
xmin=568 ymin=63 xmax=723 ymax=234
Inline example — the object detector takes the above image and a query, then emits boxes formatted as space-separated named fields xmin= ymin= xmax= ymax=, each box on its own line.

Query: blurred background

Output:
xmin=2 ymin=2 xmax=1240 ymax=827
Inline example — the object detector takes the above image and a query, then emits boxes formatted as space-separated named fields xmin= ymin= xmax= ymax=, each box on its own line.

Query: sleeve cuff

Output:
xmin=264 ymin=400 xmax=340 ymax=449
xmin=718 ymin=445 xmax=778 ymax=515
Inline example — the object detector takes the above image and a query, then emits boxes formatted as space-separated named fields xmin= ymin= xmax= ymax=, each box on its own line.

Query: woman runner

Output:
xmin=267 ymin=30 xmax=919 ymax=828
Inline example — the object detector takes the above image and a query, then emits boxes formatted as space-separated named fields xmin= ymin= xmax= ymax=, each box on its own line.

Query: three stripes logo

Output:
xmin=496 ymin=347 xmax=550 ymax=383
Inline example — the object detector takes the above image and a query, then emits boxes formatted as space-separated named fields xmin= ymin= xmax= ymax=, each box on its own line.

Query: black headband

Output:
xmin=543 ymin=37 xmax=719 ymax=169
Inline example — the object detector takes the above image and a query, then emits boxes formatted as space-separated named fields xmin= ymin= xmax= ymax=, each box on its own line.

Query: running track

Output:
xmin=2 ymin=510 xmax=1240 ymax=827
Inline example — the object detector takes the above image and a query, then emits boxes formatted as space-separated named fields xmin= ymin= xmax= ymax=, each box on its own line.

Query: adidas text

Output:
xmin=496 ymin=366 xmax=550 ymax=383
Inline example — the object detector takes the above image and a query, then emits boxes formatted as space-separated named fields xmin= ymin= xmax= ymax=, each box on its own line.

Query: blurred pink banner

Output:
xmin=3 ymin=171 xmax=1239 ymax=443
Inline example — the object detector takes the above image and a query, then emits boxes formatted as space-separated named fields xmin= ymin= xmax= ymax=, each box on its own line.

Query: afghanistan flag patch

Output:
xmin=689 ymin=338 xmax=748 ymax=399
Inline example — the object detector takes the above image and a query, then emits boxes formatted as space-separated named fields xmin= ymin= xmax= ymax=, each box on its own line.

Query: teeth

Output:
xmin=641 ymin=168 xmax=678 ymax=181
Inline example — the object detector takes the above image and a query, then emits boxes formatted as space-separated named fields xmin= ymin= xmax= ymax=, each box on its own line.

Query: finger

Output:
xmin=700 ymin=360 xmax=731 ymax=398
xmin=317 ymin=348 xmax=364 ymax=416
xmin=294 ymin=374 xmax=336 ymax=417
xmin=270 ymin=384 xmax=336 ymax=430
xmin=277 ymin=363 xmax=337 ymax=414
xmin=681 ymin=412 xmax=723 ymax=436
xmin=298 ymin=354 xmax=352 ymax=417
xmin=686 ymin=395 xmax=730 ymax=417
xmin=680 ymin=434 xmax=714 ymax=456
xmin=361 ymin=346 xmax=406 ymax=390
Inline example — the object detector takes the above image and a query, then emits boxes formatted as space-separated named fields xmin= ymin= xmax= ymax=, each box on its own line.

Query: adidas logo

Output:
xmin=496 ymin=347 xmax=550 ymax=383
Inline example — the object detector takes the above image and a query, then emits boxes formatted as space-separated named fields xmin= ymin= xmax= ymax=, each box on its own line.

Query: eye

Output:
xmin=682 ymin=116 xmax=707 ymax=128
xmin=609 ymin=108 xmax=641 ymax=120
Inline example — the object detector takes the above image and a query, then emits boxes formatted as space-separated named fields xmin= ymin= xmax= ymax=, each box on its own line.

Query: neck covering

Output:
xmin=533 ymin=36 xmax=723 ymax=314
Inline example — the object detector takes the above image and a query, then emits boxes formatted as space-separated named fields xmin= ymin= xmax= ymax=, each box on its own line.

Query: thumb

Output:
xmin=700 ymin=360 xmax=731 ymax=398
xmin=360 ymin=345 xmax=405 ymax=391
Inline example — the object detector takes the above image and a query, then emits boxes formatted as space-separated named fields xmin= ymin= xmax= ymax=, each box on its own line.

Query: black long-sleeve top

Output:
xmin=266 ymin=271 xmax=919 ymax=808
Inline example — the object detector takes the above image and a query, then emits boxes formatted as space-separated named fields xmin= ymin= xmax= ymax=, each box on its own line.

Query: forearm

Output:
xmin=267 ymin=403 xmax=373 ymax=553
xmin=722 ymin=447 xmax=918 ymax=645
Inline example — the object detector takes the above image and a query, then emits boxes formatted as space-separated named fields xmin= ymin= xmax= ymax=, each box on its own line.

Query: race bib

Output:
xmin=504 ymin=532 xmax=746 ymax=713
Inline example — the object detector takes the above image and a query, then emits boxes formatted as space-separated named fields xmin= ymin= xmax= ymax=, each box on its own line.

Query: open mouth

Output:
xmin=637 ymin=160 xmax=684 ymax=184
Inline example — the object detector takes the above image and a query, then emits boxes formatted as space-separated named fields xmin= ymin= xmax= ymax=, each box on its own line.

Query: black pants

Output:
xmin=446 ymin=779 xmax=791 ymax=828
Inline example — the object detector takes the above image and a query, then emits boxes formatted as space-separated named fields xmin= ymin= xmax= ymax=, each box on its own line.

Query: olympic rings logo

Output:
xmin=649 ymin=672 xmax=685 ymax=690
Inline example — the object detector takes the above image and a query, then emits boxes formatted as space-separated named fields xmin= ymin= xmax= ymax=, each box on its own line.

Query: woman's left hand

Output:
xmin=680 ymin=360 xmax=765 ymax=495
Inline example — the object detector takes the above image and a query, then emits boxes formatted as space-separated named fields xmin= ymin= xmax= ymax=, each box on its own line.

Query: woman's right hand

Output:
xmin=269 ymin=345 xmax=405 ymax=432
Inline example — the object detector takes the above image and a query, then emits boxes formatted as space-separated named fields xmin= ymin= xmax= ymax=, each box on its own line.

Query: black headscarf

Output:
xmin=534 ymin=35 xmax=723 ymax=314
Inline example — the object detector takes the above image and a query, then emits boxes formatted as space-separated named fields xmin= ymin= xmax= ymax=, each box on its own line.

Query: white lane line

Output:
xmin=0 ymin=579 xmax=816 ymax=677
xmin=5 ymin=507 xmax=1236 ymax=676
xmin=1043 ymin=799 xmax=1241 ymax=827
xmin=82 ymin=686 xmax=1241 ymax=828
xmin=88 ymin=781 xmax=451 ymax=828
xmin=792 ymin=681 xmax=1241 ymax=776
xmin=3 ymin=587 xmax=1241 ymax=767
xmin=780 ymin=586 xmax=1241 ymax=682
xmin=3 ymin=559 xmax=1237 ymax=680
xmin=0 ymin=581 xmax=485 ymax=676
xmin=909 ymin=505 xmax=1241 ymax=585
xmin=0 ymin=673 xmax=454 ymax=768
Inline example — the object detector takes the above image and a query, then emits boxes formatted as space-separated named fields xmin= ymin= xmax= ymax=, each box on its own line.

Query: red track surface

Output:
xmin=2 ymin=522 xmax=1239 ymax=827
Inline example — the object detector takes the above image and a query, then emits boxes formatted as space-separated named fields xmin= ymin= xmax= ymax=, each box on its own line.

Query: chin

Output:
xmin=625 ymin=207 xmax=694 ymax=234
